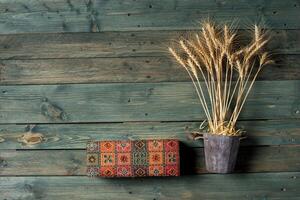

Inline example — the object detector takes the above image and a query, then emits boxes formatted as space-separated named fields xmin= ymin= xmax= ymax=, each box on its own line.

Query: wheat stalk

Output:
xmin=169 ymin=21 xmax=273 ymax=136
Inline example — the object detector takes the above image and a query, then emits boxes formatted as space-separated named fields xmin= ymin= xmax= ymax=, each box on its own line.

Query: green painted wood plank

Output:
xmin=0 ymin=30 xmax=299 ymax=60
xmin=0 ymin=146 xmax=299 ymax=175
xmin=0 ymin=81 xmax=299 ymax=123
xmin=0 ymin=0 xmax=299 ymax=34
xmin=0 ymin=57 xmax=181 ymax=84
xmin=0 ymin=55 xmax=299 ymax=85
xmin=0 ymin=0 xmax=297 ymax=14
xmin=1 ymin=172 xmax=299 ymax=199
xmin=0 ymin=120 xmax=299 ymax=149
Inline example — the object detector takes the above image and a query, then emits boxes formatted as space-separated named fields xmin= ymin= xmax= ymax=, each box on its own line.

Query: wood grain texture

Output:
xmin=0 ymin=81 xmax=299 ymax=123
xmin=0 ymin=0 xmax=299 ymax=198
xmin=1 ymin=173 xmax=299 ymax=200
xmin=0 ymin=0 xmax=299 ymax=34
xmin=0 ymin=55 xmax=299 ymax=84
xmin=0 ymin=0 xmax=298 ymax=14
xmin=0 ymin=120 xmax=299 ymax=149
xmin=0 ymin=146 xmax=299 ymax=175
xmin=0 ymin=30 xmax=299 ymax=60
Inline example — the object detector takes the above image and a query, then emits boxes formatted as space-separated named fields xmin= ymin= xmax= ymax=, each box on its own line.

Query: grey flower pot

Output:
xmin=203 ymin=133 xmax=241 ymax=173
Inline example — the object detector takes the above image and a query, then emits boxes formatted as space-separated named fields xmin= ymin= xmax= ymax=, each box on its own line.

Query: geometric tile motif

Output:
xmin=117 ymin=166 xmax=132 ymax=177
xmin=133 ymin=152 xmax=148 ymax=165
xmin=165 ymin=152 xmax=178 ymax=165
xmin=86 ymin=139 xmax=180 ymax=177
xmin=117 ymin=153 xmax=131 ymax=165
xmin=86 ymin=153 xmax=99 ymax=165
xmin=100 ymin=141 xmax=115 ymax=152
xmin=165 ymin=140 xmax=178 ymax=152
xmin=165 ymin=165 xmax=179 ymax=176
xmin=100 ymin=167 xmax=116 ymax=177
xmin=101 ymin=153 xmax=115 ymax=166
xmin=87 ymin=141 xmax=99 ymax=153
xmin=133 ymin=140 xmax=147 ymax=151
xmin=116 ymin=141 xmax=131 ymax=152
xmin=133 ymin=166 xmax=147 ymax=177
xmin=149 ymin=165 xmax=164 ymax=176
xmin=149 ymin=152 xmax=163 ymax=165
xmin=86 ymin=166 xmax=99 ymax=177
xmin=148 ymin=140 xmax=163 ymax=152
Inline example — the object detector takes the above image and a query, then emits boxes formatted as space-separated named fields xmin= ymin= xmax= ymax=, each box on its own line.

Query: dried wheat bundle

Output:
xmin=169 ymin=21 xmax=273 ymax=136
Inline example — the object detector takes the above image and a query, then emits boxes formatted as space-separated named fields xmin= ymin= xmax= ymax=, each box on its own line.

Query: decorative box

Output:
xmin=86 ymin=139 xmax=180 ymax=177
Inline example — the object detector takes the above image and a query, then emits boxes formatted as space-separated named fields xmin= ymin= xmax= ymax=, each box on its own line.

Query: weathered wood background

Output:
xmin=0 ymin=0 xmax=300 ymax=199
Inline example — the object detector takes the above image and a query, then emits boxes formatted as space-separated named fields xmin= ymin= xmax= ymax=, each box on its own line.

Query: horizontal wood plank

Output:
xmin=0 ymin=81 xmax=299 ymax=123
xmin=0 ymin=146 xmax=299 ymax=175
xmin=0 ymin=120 xmax=299 ymax=149
xmin=1 ymin=173 xmax=300 ymax=199
xmin=0 ymin=0 xmax=299 ymax=34
xmin=0 ymin=55 xmax=299 ymax=84
xmin=0 ymin=30 xmax=299 ymax=60
xmin=0 ymin=80 xmax=300 ymax=123
xmin=0 ymin=0 xmax=297 ymax=14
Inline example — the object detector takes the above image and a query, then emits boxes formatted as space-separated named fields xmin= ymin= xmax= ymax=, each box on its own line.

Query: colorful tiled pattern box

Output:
xmin=86 ymin=140 xmax=180 ymax=177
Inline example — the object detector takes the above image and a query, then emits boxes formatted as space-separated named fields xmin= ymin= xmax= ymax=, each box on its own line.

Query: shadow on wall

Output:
xmin=180 ymin=142 xmax=198 ymax=175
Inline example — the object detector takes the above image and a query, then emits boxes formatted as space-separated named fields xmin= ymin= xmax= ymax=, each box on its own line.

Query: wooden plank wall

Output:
xmin=0 ymin=0 xmax=299 ymax=199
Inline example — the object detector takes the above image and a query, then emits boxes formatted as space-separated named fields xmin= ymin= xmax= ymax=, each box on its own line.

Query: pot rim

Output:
xmin=203 ymin=132 xmax=242 ymax=138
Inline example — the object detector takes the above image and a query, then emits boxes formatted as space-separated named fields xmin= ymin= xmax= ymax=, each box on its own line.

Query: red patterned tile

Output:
xmin=100 ymin=167 xmax=116 ymax=177
xmin=148 ymin=140 xmax=163 ymax=152
xmin=165 ymin=152 xmax=179 ymax=165
xmin=116 ymin=141 xmax=131 ymax=152
xmin=164 ymin=140 xmax=179 ymax=152
xmin=149 ymin=152 xmax=163 ymax=165
xmin=117 ymin=153 xmax=131 ymax=165
xmin=165 ymin=165 xmax=179 ymax=176
xmin=149 ymin=166 xmax=164 ymax=176
xmin=100 ymin=141 xmax=115 ymax=152
xmin=101 ymin=153 xmax=115 ymax=166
